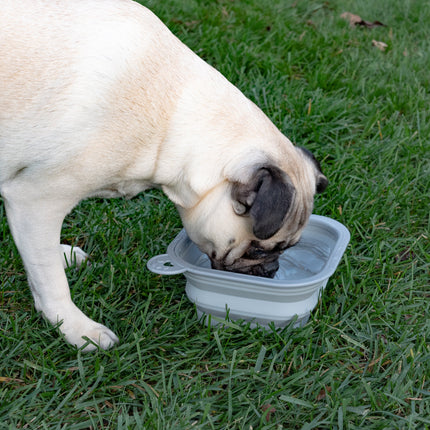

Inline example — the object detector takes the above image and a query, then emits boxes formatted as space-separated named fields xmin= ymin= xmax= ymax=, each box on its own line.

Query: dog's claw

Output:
xmin=79 ymin=325 xmax=120 ymax=352
xmin=62 ymin=321 xmax=119 ymax=352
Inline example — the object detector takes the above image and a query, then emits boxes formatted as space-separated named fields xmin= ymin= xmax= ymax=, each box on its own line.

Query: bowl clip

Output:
xmin=146 ymin=254 xmax=186 ymax=275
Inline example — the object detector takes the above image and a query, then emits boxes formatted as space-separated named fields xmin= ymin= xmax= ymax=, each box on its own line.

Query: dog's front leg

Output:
xmin=2 ymin=182 xmax=118 ymax=351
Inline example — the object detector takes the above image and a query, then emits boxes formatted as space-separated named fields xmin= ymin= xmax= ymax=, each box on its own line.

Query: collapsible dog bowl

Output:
xmin=147 ymin=215 xmax=350 ymax=328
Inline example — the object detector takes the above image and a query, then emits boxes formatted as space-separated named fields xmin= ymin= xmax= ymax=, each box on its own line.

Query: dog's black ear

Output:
xmin=316 ymin=173 xmax=328 ymax=193
xmin=299 ymin=147 xmax=328 ymax=194
xmin=232 ymin=166 xmax=296 ymax=240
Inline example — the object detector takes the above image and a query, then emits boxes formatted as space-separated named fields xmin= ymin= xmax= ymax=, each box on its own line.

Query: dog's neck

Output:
xmin=149 ymin=81 xmax=283 ymax=209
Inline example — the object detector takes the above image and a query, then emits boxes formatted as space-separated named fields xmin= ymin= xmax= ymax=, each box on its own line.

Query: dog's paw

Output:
xmin=59 ymin=314 xmax=119 ymax=352
xmin=76 ymin=324 xmax=120 ymax=352
xmin=47 ymin=303 xmax=119 ymax=352
xmin=60 ymin=244 xmax=89 ymax=268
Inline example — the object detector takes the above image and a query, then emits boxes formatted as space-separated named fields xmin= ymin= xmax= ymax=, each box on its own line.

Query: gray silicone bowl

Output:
xmin=147 ymin=215 xmax=350 ymax=328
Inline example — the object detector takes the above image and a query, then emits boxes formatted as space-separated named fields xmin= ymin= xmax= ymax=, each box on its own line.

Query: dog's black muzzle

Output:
xmin=210 ymin=244 xmax=284 ymax=278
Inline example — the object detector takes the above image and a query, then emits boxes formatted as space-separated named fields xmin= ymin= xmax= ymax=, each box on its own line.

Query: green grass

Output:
xmin=1 ymin=0 xmax=429 ymax=428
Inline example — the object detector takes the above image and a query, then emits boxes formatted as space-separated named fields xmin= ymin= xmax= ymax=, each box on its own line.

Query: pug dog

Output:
xmin=0 ymin=0 xmax=327 ymax=351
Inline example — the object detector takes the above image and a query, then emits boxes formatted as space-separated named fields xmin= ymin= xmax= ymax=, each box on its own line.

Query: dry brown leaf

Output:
xmin=341 ymin=12 xmax=362 ymax=27
xmin=261 ymin=404 xmax=276 ymax=422
xmin=395 ymin=247 xmax=416 ymax=263
xmin=361 ymin=20 xmax=386 ymax=29
xmin=372 ymin=40 xmax=388 ymax=51
xmin=341 ymin=12 xmax=385 ymax=28
xmin=316 ymin=385 xmax=332 ymax=401
xmin=0 ymin=376 xmax=24 ymax=384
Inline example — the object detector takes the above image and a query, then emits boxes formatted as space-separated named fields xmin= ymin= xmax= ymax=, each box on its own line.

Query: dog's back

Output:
xmin=0 ymin=0 xmax=184 ymax=186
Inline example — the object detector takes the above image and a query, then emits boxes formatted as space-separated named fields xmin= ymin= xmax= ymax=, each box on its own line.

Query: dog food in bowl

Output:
xmin=147 ymin=215 xmax=350 ymax=328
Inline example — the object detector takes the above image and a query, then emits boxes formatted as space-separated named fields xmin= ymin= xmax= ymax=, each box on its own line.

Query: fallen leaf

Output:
xmin=341 ymin=12 xmax=362 ymax=27
xmin=127 ymin=389 xmax=136 ymax=400
xmin=341 ymin=12 xmax=385 ymax=28
xmin=261 ymin=404 xmax=276 ymax=422
xmin=360 ymin=20 xmax=386 ymax=29
xmin=372 ymin=40 xmax=388 ymax=51
xmin=395 ymin=247 xmax=416 ymax=262
xmin=378 ymin=334 xmax=388 ymax=345
xmin=0 ymin=376 xmax=24 ymax=384
xmin=316 ymin=386 xmax=332 ymax=401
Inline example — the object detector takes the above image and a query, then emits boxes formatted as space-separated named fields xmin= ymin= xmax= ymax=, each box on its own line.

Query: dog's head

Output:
xmin=178 ymin=146 xmax=327 ymax=278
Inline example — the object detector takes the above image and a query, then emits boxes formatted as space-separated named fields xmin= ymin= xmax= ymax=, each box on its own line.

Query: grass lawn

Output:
xmin=1 ymin=0 xmax=429 ymax=428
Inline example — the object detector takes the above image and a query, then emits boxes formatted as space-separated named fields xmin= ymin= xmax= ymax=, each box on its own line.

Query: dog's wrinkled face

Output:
xmin=209 ymin=239 xmax=288 ymax=278
xmin=179 ymin=147 xmax=328 ymax=278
